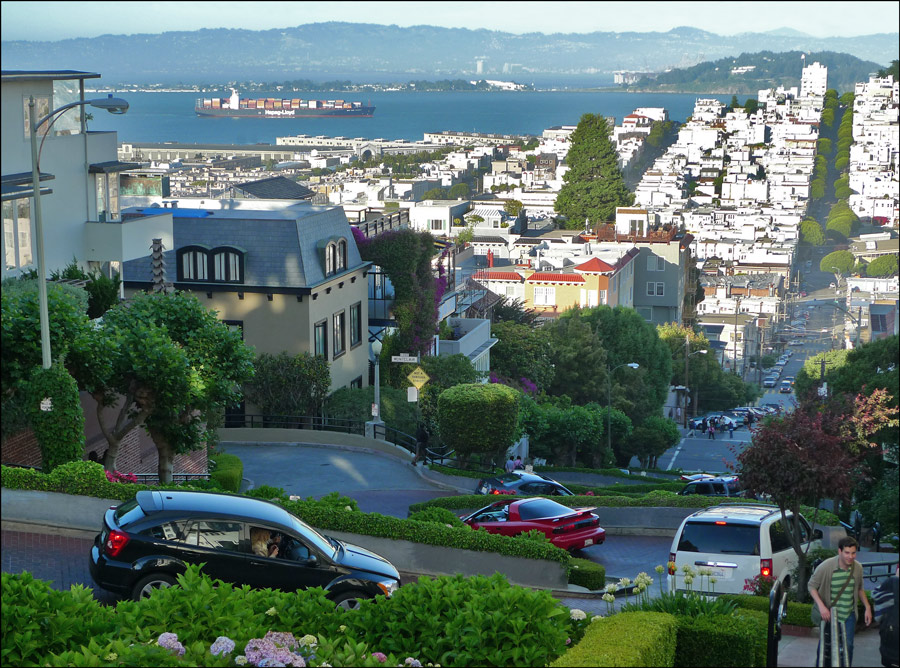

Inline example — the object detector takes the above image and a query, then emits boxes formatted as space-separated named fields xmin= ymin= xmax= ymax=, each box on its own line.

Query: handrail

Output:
xmin=861 ymin=558 xmax=899 ymax=583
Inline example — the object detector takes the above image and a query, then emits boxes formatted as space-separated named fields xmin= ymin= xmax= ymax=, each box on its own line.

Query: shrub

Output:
xmin=743 ymin=573 xmax=776 ymax=596
xmin=407 ymin=506 xmax=466 ymax=528
xmin=673 ymin=613 xmax=758 ymax=667
xmin=568 ymin=557 xmax=605 ymax=590
xmin=551 ymin=611 xmax=677 ymax=667
xmin=621 ymin=590 xmax=738 ymax=618
xmin=341 ymin=572 xmax=570 ymax=666
xmin=25 ymin=363 xmax=85 ymax=472
xmin=733 ymin=608 xmax=768 ymax=668
xmin=209 ymin=452 xmax=243 ymax=492
xmin=867 ymin=254 xmax=899 ymax=277
xmin=720 ymin=594 xmax=815 ymax=627
xmin=244 ymin=484 xmax=288 ymax=500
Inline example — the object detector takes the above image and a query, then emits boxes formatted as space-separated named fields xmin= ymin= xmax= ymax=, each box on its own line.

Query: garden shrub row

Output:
xmin=673 ymin=613 xmax=760 ymax=667
xmin=209 ymin=452 xmax=243 ymax=492
xmin=720 ymin=592 xmax=871 ymax=629
xmin=0 ymin=462 xmax=571 ymax=569
xmin=2 ymin=567 xmax=587 ymax=667
xmin=550 ymin=611 xmax=678 ymax=667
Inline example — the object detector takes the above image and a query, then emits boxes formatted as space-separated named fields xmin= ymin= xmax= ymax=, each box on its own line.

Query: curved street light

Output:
xmin=30 ymin=94 xmax=130 ymax=368
xmin=683 ymin=349 xmax=708 ymax=428
xmin=369 ymin=337 xmax=384 ymax=435
xmin=607 ymin=362 xmax=639 ymax=455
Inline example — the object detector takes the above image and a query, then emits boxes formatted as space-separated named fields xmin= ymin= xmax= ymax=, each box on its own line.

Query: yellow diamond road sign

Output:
xmin=407 ymin=366 xmax=430 ymax=389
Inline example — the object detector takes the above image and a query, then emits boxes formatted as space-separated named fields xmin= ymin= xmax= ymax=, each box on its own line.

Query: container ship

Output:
xmin=195 ymin=89 xmax=375 ymax=118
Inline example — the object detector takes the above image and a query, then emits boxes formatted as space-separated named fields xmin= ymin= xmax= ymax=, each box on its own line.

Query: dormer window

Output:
xmin=179 ymin=245 xmax=209 ymax=281
xmin=319 ymin=236 xmax=349 ymax=277
xmin=337 ymin=239 xmax=347 ymax=271
xmin=212 ymin=247 xmax=245 ymax=283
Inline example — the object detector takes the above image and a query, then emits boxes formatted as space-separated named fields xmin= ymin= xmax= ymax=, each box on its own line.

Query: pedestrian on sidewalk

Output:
xmin=708 ymin=424 xmax=716 ymax=440
xmin=873 ymin=562 xmax=899 ymax=668
xmin=809 ymin=536 xmax=873 ymax=666
xmin=505 ymin=456 xmax=515 ymax=473
xmin=729 ymin=423 xmax=735 ymax=439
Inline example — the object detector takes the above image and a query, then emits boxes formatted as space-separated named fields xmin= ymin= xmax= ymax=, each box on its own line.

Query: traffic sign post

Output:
xmin=407 ymin=366 xmax=430 ymax=390
xmin=391 ymin=353 xmax=419 ymax=364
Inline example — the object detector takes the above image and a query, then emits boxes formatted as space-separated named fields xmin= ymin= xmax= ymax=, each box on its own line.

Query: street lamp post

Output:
xmin=683 ymin=335 xmax=708 ymax=429
xmin=607 ymin=362 xmax=639 ymax=455
xmin=29 ymin=94 xmax=129 ymax=369
xmin=367 ymin=338 xmax=385 ymax=438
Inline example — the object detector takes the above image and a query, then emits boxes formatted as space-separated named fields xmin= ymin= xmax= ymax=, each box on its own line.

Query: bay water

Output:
xmin=93 ymin=90 xmax=734 ymax=145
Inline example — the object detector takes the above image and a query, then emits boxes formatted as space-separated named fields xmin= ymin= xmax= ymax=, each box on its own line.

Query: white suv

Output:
xmin=667 ymin=504 xmax=822 ymax=595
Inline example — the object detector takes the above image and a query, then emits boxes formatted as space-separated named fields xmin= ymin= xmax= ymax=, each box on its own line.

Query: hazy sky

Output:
xmin=2 ymin=1 xmax=897 ymax=41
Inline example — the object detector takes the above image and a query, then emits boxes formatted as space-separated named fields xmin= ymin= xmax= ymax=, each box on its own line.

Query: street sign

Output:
xmin=392 ymin=353 xmax=419 ymax=363
xmin=371 ymin=402 xmax=379 ymax=417
xmin=407 ymin=386 xmax=418 ymax=402
xmin=407 ymin=366 xmax=430 ymax=389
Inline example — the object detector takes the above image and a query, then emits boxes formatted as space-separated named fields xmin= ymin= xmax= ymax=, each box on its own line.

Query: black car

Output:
xmin=89 ymin=490 xmax=400 ymax=607
xmin=474 ymin=470 xmax=574 ymax=496
xmin=679 ymin=475 xmax=746 ymax=498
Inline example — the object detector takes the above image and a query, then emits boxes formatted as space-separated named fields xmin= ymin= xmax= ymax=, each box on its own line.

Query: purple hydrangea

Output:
xmin=210 ymin=636 xmax=236 ymax=656
xmin=404 ymin=659 xmax=423 ymax=667
xmin=243 ymin=632 xmax=305 ymax=668
xmin=371 ymin=652 xmax=387 ymax=663
xmin=157 ymin=632 xmax=186 ymax=657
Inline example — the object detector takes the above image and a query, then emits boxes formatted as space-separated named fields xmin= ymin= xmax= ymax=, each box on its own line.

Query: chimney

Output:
xmin=150 ymin=238 xmax=174 ymax=294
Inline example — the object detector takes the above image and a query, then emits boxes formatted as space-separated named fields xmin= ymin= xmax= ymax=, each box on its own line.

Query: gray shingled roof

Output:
xmin=122 ymin=205 xmax=362 ymax=289
xmin=233 ymin=176 xmax=315 ymax=200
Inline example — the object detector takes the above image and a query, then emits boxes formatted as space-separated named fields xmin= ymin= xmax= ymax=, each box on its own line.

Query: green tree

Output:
xmin=810 ymin=179 xmax=825 ymax=200
xmin=490 ymin=296 xmax=538 ymax=326
xmin=800 ymin=219 xmax=825 ymax=246
xmin=743 ymin=98 xmax=759 ymax=114
xmin=325 ymin=385 xmax=419 ymax=436
xmin=545 ymin=313 xmax=609 ymax=405
xmin=503 ymin=199 xmax=524 ymax=217
xmin=418 ymin=353 xmax=480 ymax=440
xmin=877 ymin=60 xmax=899 ymax=79
xmin=465 ymin=214 xmax=484 ymax=226
xmin=866 ymin=254 xmax=899 ymax=277
xmin=554 ymin=113 xmax=634 ymax=228
xmin=537 ymin=402 xmax=614 ymax=468
xmin=244 ymin=352 xmax=330 ymax=418
xmin=423 ymin=187 xmax=448 ymax=200
xmin=630 ymin=416 xmax=680 ymax=469
xmin=821 ymin=108 xmax=835 ymax=127
xmin=437 ymin=383 xmax=519 ymax=466
xmin=817 ymin=138 xmax=833 ymax=156
xmin=78 ymin=291 xmax=255 ymax=482
xmin=820 ymin=250 xmax=855 ymax=275
xmin=448 ymin=183 xmax=470 ymax=199
xmin=489 ymin=321 xmax=554 ymax=393
xmin=25 ymin=362 xmax=85 ymax=472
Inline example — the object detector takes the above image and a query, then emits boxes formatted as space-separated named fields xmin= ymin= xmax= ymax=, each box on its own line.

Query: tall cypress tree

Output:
xmin=555 ymin=113 xmax=634 ymax=229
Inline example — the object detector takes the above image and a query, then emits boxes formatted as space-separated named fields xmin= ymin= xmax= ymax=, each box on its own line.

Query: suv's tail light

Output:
xmin=105 ymin=530 xmax=130 ymax=557
xmin=668 ymin=552 xmax=677 ymax=575
xmin=760 ymin=558 xmax=773 ymax=578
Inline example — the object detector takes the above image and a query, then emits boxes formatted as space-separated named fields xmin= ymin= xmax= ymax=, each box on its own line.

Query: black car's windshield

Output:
xmin=288 ymin=515 xmax=336 ymax=558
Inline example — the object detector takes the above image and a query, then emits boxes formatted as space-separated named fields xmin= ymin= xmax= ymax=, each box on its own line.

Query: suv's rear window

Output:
xmin=677 ymin=521 xmax=761 ymax=555
xmin=113 ymin=498 xmax=145 ymax=528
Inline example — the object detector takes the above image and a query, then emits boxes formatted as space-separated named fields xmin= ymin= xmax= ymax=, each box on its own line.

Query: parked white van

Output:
xmin=667 ymin=504 xmax=823 ymax=595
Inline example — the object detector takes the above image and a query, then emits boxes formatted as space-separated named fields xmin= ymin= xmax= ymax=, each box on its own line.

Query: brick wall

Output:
xmin=1 ymin=392 xmax=208 ymax=477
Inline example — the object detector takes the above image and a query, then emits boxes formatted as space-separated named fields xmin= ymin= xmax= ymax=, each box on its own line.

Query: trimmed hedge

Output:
xmin=568 ymin=557 xmax=605 ymax=590
xmin=209 ymin=452 xmax=243 ymax=492
xmin=550 ymin=612 xmax=678 ymax=667
xmin=733 ymin=608 xmax=768 ymax=668
xmin=535 ymin=465 xmax=683 ymax=481
xmin=673 ymin=613 xmax=758 ymax=667
xmin=720 ymin=592 xmax=874 ymax=629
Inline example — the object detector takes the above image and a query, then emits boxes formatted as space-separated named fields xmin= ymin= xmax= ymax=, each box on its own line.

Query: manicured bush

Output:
xmin=407 ymin=506 xmax=466 ymax=528
xmin=25 ymin=363 xmax=85 ymax=472
xmin=209 ymin=452 xmax=243 ymax=492
xmin=243 ymin=484 xmax=288 ymax=500
xmin=867 ymin=254 xmax=899 ymax=277
xmin=550 ymin=611 xmax=677 ymax=667
xmin=733 ymin=608 xmax=768 ymax=668
xmin=568 ymin=557 xmax=606 ymax=590
xmin=673 ymin=613 xmax=758 ymax=667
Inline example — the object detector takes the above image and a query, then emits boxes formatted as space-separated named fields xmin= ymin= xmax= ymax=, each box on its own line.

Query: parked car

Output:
xmin=460 ymin=497 xmax=605 ymax=552
xmin=763 ymin=376 xmax=778 ymax=388
xmin=89 ymin=490 xmax=401 ymax=606
xmin=668 ymin=504 xmax=822 ymax=595
xmin=761 ymin=403 xmax=783 ymax=414
xmin=680 ymin=475 xmax=745 ymax=498
xmin=789 ymin=340 xmax=804 ymax=347
xmin=689 ymin=414 xmax=739 ymax=430
xmin=474 ymin=470 xmax=574 ymax=496
xmin=680 ymin=473 xmax=716 ymax=482
xmin=783 ymin=376 xmax=795 ymax=386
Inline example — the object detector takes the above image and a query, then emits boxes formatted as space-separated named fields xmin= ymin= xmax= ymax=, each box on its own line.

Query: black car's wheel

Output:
xmin=132 ymin=573 xmax=176 ymax=601
xmin=331 ymin=589 xmax=369 ymax=611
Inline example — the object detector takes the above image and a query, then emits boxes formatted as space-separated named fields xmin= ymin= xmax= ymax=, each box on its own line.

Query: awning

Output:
xmin=89 ymin=160 xmax=142 ymax=174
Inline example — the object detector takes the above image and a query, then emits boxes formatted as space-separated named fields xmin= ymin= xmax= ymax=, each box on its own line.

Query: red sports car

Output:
xmin=460 ymin=497 xmax=605 ymax=552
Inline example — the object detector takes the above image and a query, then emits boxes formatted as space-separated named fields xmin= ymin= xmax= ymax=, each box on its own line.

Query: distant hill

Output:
xmin=1 ymin=23 xmax=897 ymax=85
xmin=626 ymin=51 xmax=885 ymax=94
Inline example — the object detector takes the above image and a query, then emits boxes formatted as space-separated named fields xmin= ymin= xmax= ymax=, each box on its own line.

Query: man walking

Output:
xmin=809 ymin=536 xmax=873 ymax=666
xmin=708 ymin=423 xmax=715 ymax=439
xmin=505 ymin=456 xmax=515 ymax=473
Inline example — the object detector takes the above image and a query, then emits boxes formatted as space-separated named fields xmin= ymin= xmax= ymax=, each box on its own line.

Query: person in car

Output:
xmin=250 ymin=528 xmax=279 ymax=558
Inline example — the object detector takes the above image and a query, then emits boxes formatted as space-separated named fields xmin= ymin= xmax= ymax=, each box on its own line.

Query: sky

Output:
xmin=1 ymin=1 xmax=897 ymax=42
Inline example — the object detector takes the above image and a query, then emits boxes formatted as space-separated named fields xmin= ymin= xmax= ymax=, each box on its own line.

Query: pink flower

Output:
xmin=372 ymin=652 xmax=387 ymax=663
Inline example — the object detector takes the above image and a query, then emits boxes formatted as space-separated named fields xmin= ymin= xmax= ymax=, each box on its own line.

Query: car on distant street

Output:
xmin=89 ymin=490 xmax=401 ymax=606
xmin=799 ymin=291 xmax=808 ymax=297
xmin=474 ymin=470 xmax=574 ymax=496
xmin=779 ymin=381 xmax=793 ymax=394
xmin=689 ymin=414 xmax=740 ymax=430
xmin=763 ymin=376 xmax=779 ymax=388
xmin=680 ymin=475 xmax=746 ymax=498
xmin=680 ymin=473 xmax=717 ymax=482
xmin=783 ymin=376 xmax=795 ymax=386
xmin=460 ymin=497 xmax=605 ymax=552
xmin=761 ymin=403 xmax=783 ymax=414
xmin=789 ymin=340 xmax=804 ymax=346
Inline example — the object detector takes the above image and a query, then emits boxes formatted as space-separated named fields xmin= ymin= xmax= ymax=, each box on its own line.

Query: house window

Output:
xmin=350 ymin=302 xmax=362 ymax=347
xmin=430 ymin=220 xmax=444 ymax=231
xmin=647 ymin=282 xmax=665 ymax=296
xmin=213 ymin=249 xmax=243 ymax=283
xmin=325 ymin=243 xmax=335 ymax=275
xmin=179 ymin=247 xmax=209 ymax=281
xmin=2 ymin=198 xmax=33 ymax=272
xmin=95 ymin=173 xmax=120 ymax=222
xmin=647 ymin=255 xmax=665 ymax=271
xmin=314 ymin=320 xmax=328 ymax=358
xmin=337 ymin=240 xmax=347 ymax=271
xmin=333 ymin=311 xmax=346 ymax=357
xmin=350 ymin=376 xmax=363 ymax=389
xmin=534 ymin=286 xmax=555 ymax=306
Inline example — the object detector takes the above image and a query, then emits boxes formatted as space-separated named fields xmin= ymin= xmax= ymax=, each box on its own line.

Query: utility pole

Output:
xmin=684 ymin=333 xmax=690 ymax=429
xmin=733 ymin=295 xmax=742 ymax=375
